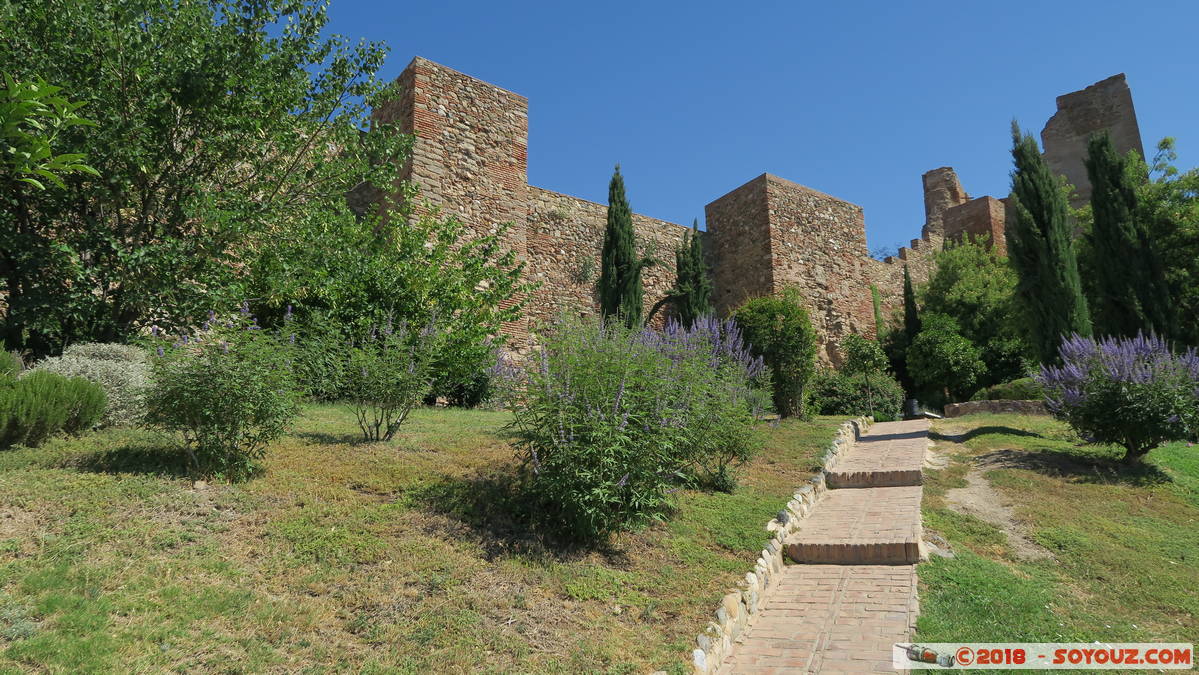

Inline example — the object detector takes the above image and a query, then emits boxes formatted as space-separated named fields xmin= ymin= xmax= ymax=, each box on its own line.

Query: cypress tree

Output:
xmin=1085 ymin=132 xmax=1172 ymax=338
xmin=1007 ymin=122 xmax=1092 ymax=364
xmin=871 ymin=284 xmax=885 ymax=339
xmin=902 ymin=264 xmax=921 ymax=342
xmin=675 ymin=220 xmax=714 ymax=326
xmin=597 ymin=165 xmax=651 ymax=327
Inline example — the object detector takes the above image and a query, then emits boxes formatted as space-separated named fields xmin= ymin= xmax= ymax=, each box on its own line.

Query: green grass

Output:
xmin=0 ymin=405 xmax=844 ymax=673
xmin=918 ymin=414 xmax=1199 ymax=651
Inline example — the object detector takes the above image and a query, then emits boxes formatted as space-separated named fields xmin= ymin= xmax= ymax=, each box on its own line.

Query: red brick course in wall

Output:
xmin=375 ymin=59 xmax=1139 ymax=362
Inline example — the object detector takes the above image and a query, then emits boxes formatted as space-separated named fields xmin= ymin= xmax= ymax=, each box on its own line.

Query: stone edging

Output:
xmin=689 ymin=415 xmax=874 ymax=674
xmin=943 ymin=399 xmax=1047 ymax=418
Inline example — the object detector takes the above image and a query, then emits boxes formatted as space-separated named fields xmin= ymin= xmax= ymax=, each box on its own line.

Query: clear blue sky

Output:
xmin=324 ymin=0 xmax=1196 ymax=252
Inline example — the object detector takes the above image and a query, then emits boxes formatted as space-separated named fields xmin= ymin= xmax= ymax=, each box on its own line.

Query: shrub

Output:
xmin=506 ymin=316 xmax=765 ymax=542
xmin=1038 ymin=333 xmax=1199 ymax=464
xmin=31 ymin=344 xmax=149 ymax=427
xmin=808 ymin=369 xmax=905 ymax=420
xmin=970 ymin=377 xmax=1042 ymax=401
xmin=143 ymin=309 xmax=301 ymax=480
xmin=63 ymin=342 xmax=146 ymax=363
xmin=0 ymin=371 xmax=106 ymax=448
xmin=908 ymin=313 xmax=987 ymax=405
xmin=342 ymin=320 xmax=442 ymax=442
xmin=0 ymin=352 xmax=20 ymax=378
xmin=732 ymin=287 xmax=818 ymax=418
xmin=841 ymin=333 xmax=888 ymax=375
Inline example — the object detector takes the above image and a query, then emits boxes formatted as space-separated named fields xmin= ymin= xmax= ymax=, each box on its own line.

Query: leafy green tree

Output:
xmin=907 ymin=313 xmax=986 ymax=404
xmin=921 ymin=236 xmax=1030 ymax=388
xmin=1084 ymin=132 xmax=1172 ymax=339
xmin=0 ymin=0 xmax=411 ymax=357
xmin=1137 ymin=138 xmax=1199 ymax=346
xmin=1007 ymin=122 xmax=1092 ymax=363
xmin=598 ymin=165 xmax=653 ymax=327
xmin=841 ymin=333 xmax=887 ymax=376
xmin=732 ymin=287 xmax=818 ymax=418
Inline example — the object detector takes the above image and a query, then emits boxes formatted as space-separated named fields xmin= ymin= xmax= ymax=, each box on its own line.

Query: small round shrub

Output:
xmin=31 ymin=344 xmax=149 ymax=428
xmin=0 ymin=371 xmax=106 ymax=448
xmin=808 ymin=369 xmax=905 ymax=420
xmin=144 ymin=310 xmax=301 ymax=480
xmin=732 ymin=287 xmax=818 ymax=418
xmin=341 ymin=320 xmax=442 ymax=442
xmin=1038 ymin=333 xmax=1199 ymax=463
xmin=970 ymin=377 xmax=1042 ymax=401
xmin=63 ymin=343 xmax=146 ymax=363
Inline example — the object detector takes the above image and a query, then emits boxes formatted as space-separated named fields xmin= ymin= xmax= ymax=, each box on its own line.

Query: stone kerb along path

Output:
xmin=699 ymin=419 xmax=930 ymax=675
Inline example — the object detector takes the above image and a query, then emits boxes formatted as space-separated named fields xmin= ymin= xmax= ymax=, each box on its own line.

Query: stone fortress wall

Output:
xmin=379 ymin=57 xmax=1142 ymax=363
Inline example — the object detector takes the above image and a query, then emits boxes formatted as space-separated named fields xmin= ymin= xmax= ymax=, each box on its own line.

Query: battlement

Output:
xmin=377 ymin=58 xmax=1140 ymax=362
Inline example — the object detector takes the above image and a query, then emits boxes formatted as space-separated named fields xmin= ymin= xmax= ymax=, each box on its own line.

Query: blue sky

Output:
xmin=324 ymin=0 xmax=1196 ymax=253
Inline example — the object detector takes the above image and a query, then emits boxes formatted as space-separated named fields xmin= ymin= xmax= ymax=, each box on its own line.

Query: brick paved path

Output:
xmin=719 ymin=420 xmax=929 ymax=674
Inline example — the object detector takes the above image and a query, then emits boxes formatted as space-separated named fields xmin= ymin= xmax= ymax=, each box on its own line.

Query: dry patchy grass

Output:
xmin=0 ymin=405 xmax=843 ymax=673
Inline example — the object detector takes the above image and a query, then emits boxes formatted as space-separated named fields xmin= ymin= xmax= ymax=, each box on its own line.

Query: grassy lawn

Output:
xmin=0 ymin=405 xmax=844 ymax=673
xmin=917 ymin=413 xmax=1199 ymax=652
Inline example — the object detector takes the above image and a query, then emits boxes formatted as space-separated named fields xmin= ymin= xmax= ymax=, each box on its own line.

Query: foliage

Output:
xmin=732 ymin=287 xmax=818 ymax=418
xmin=0 ymin=74 xmax=99 ymax=190
xmin=142 ymin=309 xmax=300 ymax=480
xmin=902 ymin=264 xmax=921 ymax=342
xmin=871 ymin=284 xmax=884 ymax=339
xmin=0 ymin=351 xmax=19 ymax=378
xmin=969 ymin=377 xmax=1042 ymax=401
xmin=650 ymin=219 xmax=713 ymax=327
xmin=1007 ymin=122 xmax=1092 ymax=363
xmin=1037 ymin=333 xmax=1199 ymax=463
xmin=248 ymin=206 xmax=529 ymax=407
xmin=921 ymin=236 xmax=1030 ymax=388
xmin=0 ymin=370 xmax=106 ymax=448
xmin=505 ymin=316 xmax=765 ymax=542
xmin=0 ymin=0 xmax=412 ymax=358
xmin=597 ymin=165 xmax=653 ymax=328
xmin=341 ymin=320 xmax=442 ymax=442
xmin=908 ymin=313 xmax=986 ymax=404
xmin=1138 ymin=138 xmax=1199 ymax=346
xmin=808 ymin=369 xmax=905 ymax=420
xmin=30 ymin=343 xmax=148 ymax=427
xmin=840 ymin=333 xmax=888 ymax=376
xmin=1085 ymin=132 xmax=1173 ymax=339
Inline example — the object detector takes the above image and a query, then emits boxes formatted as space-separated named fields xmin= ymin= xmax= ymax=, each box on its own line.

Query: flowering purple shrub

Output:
xmin=143 ymin=306 xmax=300 ymax=480
xmin=504 ymin=316 xmax=767 ymax=542
xmin=340 ymin=319 xmax=443 ymax=442
xmin=1037 ymin=333 xmax=1199 ymax=463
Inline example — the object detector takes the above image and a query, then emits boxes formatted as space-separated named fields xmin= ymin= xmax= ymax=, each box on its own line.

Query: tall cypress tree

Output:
xmin=1085 ymin=132 xmax=1172 ymax=338
xmin=597 ymin=165 xmax=651 ymax=327
xmin=675 ymin=220 xmax=713 ymax=326
xmin=1007 ymin=122 xmax=1092 ymax=363
xmin=902 ymin=264 xmax=921 ymax=342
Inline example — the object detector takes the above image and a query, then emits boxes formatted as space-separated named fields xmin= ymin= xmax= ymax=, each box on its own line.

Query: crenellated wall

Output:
xmin=376 ymin=58 xmax=1137 ymax=363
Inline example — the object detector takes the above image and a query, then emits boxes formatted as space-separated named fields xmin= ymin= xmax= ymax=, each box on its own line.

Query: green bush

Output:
xmin=505 ymin=317 xmax=765 ymax=542
xmin=841 ymin=333 xmax=888 ymax=375
xmin=970 ymin=377 xmax=1042 ymax=401
xmin=0 ymin=371 xmax=106 ymax=448
xmin=808 ymin=369 xmax=905 ymax=420
xmin=732 ymin=288 xmax=818 ymax=418
xmin=31 ymin=343 xmax=149 ymax=427
xmin=342 ymin=321 xmax=442 ymax=442
xmin=143 ymin=309 xmax=301 ymax=480
xmin=0 ymin=352 xmax=20 ymax=378
xmin=908 ymin=313 xmax=986 ymax=404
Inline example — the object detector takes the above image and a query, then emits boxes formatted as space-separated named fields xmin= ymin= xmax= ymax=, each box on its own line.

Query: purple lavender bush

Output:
xmin=503 ymin=316 xmax=767 ymax=542
xmin=1037 ymin=333 xmax=1199 ymax=464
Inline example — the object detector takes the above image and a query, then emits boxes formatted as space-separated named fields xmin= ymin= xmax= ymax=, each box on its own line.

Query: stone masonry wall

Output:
xmin=526 ymin=187 xmax=690 ymax=335
xmin=375 ymin=59 xmax=1142 ymax=365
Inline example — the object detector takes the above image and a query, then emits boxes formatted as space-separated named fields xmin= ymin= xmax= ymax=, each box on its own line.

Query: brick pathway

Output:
xmin=719 ymin=419 xmax=929 ymax=674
